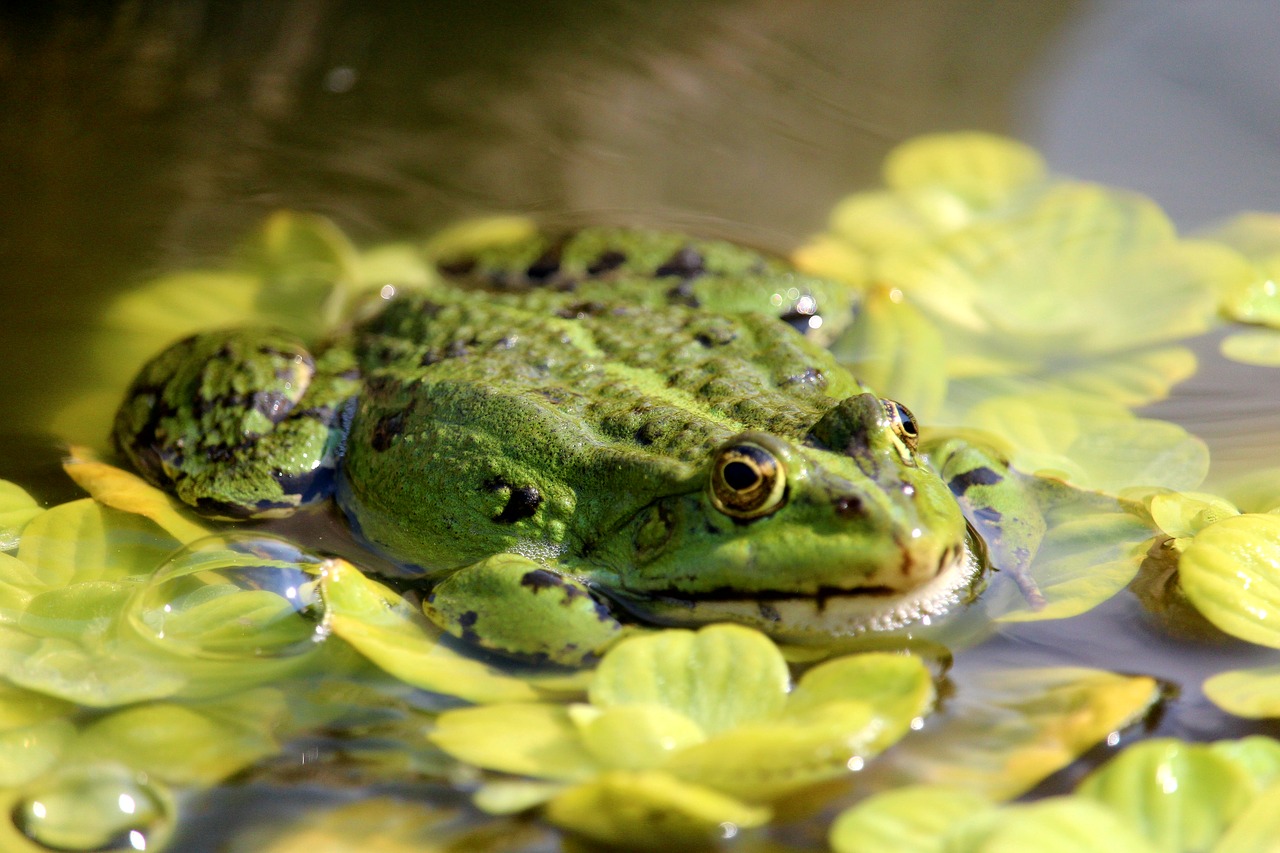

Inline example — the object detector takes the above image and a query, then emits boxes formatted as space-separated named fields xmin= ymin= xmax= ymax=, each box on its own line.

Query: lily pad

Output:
xmin=16 ymin=499 xmax=179 ymax=590
xmin=1179 ymin=513 xmax=1280 ymax=647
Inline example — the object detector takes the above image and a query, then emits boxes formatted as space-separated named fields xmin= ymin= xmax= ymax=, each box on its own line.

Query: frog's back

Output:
xmin=338 ymin=237 xmax=862 ymax=571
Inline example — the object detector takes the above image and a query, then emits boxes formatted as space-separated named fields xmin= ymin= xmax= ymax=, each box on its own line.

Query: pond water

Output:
xmin=3 ymin=2 xmax=1280 ymax=851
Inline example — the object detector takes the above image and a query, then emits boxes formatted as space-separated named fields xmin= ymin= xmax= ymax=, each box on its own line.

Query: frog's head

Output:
xmin=602 ymin=393 xmax=981 ymax=638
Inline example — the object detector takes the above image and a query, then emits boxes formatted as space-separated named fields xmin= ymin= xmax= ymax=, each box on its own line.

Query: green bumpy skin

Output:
xmin=113 ymin=227 xmax=1046 ymax=665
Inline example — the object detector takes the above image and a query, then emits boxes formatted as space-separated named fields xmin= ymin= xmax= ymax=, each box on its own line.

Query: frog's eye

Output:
xmin=709 ymin=440 xmax=787 ymax=520
xmin=882 ymin=399 xmax=919 ymax=452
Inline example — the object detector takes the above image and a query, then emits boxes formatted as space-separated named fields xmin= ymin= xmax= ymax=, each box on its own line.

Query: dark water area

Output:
xmin=4 ymin=1 xmax=1280 ymax=849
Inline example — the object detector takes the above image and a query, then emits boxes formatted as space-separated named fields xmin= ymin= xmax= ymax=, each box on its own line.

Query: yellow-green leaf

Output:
xmin=66 ymin=691 xmax=285 ymax=786
xmin=588 ymin=625 xmax=789 ymax=735
xmin=544 ymin=770 xmax=770 ymax=851
xmin=574 ymin=704 xmax=705 ymax=771
xmin=829 ymin=285 xmax=948 ymax=421
xmin=858 ymin=667 xmax=1159 ymax=799
xmin=883 ymin=132 xmax=1045 ymax=211
xmin=829 ymin=785 xmax=995 ymax=853
xmin=16 ymin=499 xmax=179 ymax=588
xmin=1078 ymin=739 xmax=1255 ymax=853
xmin=1179 ymin=513 xmax=1280 ymax=648
xmin=322 ymin=559 xmax=540 ymax=704
xmin=787 ymin=651 xmax=934 ymax=724
xmin=61 ymin=449 xmax=211 ymax=544
xmin=947 ymin=797 xmax=1160 ymax=853
xmin=1213 ymin=783 xmax=1280 ymax=853
xmin=1204 ymin=666 xmax=1280 ymax=718
xmin=430 ymin=703 xmax=599 ymax=783
xmin=1221 ymin=330 xmax=1280 ymax=366
xmin=0 ymin=480 xmax=41 ymax=551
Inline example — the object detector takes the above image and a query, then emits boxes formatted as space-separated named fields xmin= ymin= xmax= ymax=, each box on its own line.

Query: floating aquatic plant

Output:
xmin=430 ymin=624 xmax=933 ymax=848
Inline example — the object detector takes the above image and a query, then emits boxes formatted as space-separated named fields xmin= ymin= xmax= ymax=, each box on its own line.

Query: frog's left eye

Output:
xmin=882 ymin=399 xmax=920 ymax=451
xmin=709 ymin=439 xmax=787 ymax=520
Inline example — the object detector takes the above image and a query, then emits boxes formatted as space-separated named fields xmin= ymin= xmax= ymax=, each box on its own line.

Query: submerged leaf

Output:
xmin=858 ymin=666 xmax=1159 ymax=799
xmin=545 ymin=770 xmax=770 ymax=851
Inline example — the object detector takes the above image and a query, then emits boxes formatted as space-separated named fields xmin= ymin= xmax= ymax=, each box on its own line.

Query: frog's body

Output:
xmin=113 ymin=228 xmax=1044 ymax=664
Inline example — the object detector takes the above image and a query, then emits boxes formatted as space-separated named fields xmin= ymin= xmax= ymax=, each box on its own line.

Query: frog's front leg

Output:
xmin=924 ymin=436 xmax=1047 ymax=609
xmin=113 ymin=329 xmax=361 ymax=519
xmin=423 ymin=554 xmax=625 ymax=666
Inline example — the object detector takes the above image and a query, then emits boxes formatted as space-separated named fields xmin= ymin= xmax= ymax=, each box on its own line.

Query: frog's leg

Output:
xmin=923 ymin=436 xmax=1048 ymax=609
xmin=112 ymin=328 xmax=361 ymax=519
xmin=423 ymin=554 xmax=624 ymax=666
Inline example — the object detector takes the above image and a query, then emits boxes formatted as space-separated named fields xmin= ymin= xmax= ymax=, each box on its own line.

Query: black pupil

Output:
xmin=723 ymin=460 xmax=760 ymax=491
xmin=896 ymin=405 xmax=916 ymax=435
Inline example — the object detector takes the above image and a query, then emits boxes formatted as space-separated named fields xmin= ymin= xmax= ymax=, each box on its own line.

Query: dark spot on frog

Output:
xmin=780 ymin=308 xmax=820 ymax=335
xmin=948 ymin=466 xmax=1003 ymax=495
xmin=371 ymin=410 xmax=406 ymax=452
xmin=456 ymin=610 xmax=480 ymax=643
xmin=972 ymin=505 xmax=1003 ymax=524
xmin=757 ymin=601 xmax=781 ymax=623
xmin=587 ymin=249 xmax=627 ymax=276
xmin=655 ymin=245 xmax=706 ymax=279
xmin=486 ymin=478 xmax=543 ymax=524
xmin=520 ymin=568 xmax=562 ymax=592
xmin=526 ymin=242 xmax=565 ymax=282
xmin=665 ymin=277 xmax=701 ymax=308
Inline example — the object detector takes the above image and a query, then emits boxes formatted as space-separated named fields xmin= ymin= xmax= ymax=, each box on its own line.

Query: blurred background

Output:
xmin=1 ymin=0 xmax=1278 ymax=457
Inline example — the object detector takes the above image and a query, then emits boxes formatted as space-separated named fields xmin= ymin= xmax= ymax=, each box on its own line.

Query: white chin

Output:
xmin=632 ymin=541 xmax=984 ymax=638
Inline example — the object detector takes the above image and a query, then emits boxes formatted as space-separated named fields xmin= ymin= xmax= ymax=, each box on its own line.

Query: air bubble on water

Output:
xmin=12 ymin=766 xmax=172 ymax=852
xmin=125 ymin=533 xmax=331 ymax=660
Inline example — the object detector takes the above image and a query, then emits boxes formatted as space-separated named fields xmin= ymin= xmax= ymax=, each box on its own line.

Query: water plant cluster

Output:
xmin=3 ymin=133 xmax=1280 ymax=850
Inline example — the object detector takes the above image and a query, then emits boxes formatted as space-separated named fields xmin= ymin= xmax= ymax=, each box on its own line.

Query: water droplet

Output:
xmin=13 ymin=766 xmax=172 ymax=852
xmin=126 ymin=534 xmax=330 ymax=660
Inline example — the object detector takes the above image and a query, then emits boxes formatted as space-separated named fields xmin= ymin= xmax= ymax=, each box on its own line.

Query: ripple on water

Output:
xmin=125 ymin=533 xmax=331 ymax=661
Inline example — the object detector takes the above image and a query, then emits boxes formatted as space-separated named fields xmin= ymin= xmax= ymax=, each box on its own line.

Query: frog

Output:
xmin=112 ymin=227 xmax=1048 ymax=665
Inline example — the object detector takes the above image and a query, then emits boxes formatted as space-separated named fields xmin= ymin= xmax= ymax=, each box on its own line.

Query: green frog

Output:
xmin=112 ymin=228 xmax=1047 ymax=665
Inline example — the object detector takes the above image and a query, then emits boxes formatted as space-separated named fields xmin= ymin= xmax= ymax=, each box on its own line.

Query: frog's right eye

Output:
xmin=709 ymin=439 xmax=787 ymax=520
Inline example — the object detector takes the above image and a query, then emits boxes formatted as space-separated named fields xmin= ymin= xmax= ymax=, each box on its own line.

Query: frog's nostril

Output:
xmin=834 ymin=496 xmax=865 ymax=518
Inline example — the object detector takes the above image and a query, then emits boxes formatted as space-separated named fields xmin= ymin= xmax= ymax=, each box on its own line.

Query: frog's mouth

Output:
xmin=611 ymin=539 xmax=985 ymax=638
